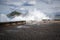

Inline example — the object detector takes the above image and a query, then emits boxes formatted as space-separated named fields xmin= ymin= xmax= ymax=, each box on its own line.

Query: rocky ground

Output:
xmin=0 ymin=23 xmax=60 ymax=40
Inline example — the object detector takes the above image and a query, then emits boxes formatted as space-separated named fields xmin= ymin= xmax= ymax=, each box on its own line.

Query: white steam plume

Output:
xmin=11 ymin=8 xmax=50 ymax=21
xmin=0 ymin=8 xmax=50 ymax=23
xmin=0 ymin=14 xmax=10 ymax=22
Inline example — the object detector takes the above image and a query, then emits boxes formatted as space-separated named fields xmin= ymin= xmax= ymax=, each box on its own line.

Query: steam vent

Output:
xmin=0 ymin=0 xmax=60 ymax=40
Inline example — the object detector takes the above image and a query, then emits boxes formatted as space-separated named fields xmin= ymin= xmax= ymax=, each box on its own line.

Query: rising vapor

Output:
xmin=0 ymin=8 xmax=50 ymax=24
xmin=11 ymin=8 xmax=50 ymax=21
xmin=0 ymin=14 xmax=10 ymax=22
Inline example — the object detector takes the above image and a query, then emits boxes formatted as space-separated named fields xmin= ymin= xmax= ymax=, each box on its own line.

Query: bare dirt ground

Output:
xmin=0 ymin=22 xmax=60 ymax=40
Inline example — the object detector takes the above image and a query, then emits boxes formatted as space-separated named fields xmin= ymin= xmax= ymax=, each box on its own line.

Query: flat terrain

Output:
xmin=0 ymin=22 xmax=60 ymax=40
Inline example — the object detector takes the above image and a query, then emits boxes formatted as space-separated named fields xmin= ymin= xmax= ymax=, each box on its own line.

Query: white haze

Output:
xmin=0 ymin=9 xmax=50 ymax=23
xmin=0 ymin=14 xmax=10 ymax=22
xmin=11 ymin=9 xmax=50 ymax=21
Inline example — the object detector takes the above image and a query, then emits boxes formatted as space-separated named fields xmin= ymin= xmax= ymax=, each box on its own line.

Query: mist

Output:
xmin=0 ymin=14 xmax=10 ymax=22
xmin=11 ymin=8 xmax=50 ymax=21
xmin=0 ymin=8 xmax=50 ymax=23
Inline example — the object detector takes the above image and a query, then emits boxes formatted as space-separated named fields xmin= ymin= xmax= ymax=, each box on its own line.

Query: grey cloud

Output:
xmin=0 ymin=0 xmax=60 ymax=14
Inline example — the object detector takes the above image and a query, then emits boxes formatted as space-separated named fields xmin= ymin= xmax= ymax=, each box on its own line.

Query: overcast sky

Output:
xmin=0 ymin=0 xmax=60 ymax=15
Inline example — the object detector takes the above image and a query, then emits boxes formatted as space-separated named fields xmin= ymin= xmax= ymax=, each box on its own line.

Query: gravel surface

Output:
xmin=0 ymin=23 xmax=60 ymax=40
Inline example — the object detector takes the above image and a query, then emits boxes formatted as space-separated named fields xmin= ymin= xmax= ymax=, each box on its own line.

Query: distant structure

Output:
xmin=53 ymin=14 xmax=60 ymax=21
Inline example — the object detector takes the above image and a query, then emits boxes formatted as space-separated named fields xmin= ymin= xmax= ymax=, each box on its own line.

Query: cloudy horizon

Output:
xmin=0 ymin=0 xmax=60 ymax=22
xmin=0 ymin=0 xmax=60 ymax=14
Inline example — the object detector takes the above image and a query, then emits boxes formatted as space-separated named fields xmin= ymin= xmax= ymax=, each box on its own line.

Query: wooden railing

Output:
xmin=0 ymin=21 xmax=26 ymax=27
xmin=0 ymin=20 xmax=60 ymax=27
